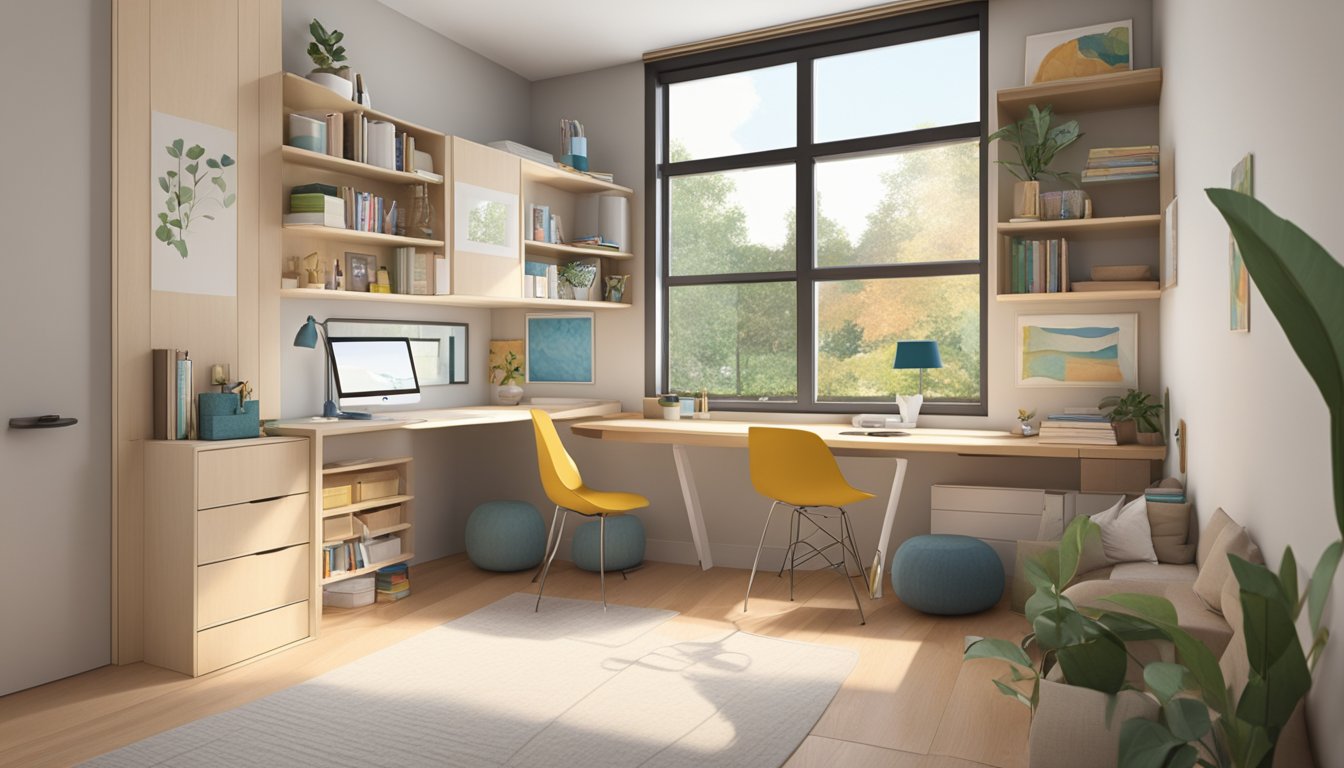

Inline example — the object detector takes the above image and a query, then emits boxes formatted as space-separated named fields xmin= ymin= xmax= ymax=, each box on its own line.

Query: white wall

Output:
xmin=1155 ymin=1 xmax=1344 ymax=763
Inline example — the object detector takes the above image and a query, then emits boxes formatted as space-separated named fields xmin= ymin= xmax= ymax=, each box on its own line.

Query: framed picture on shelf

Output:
xmin=1016 ymin=313 xmax=1137 ymax=388
xmin=1229 ymin=153 xmax=1253 ymax=332
xmin=454 ymin=181 xmax=518 ymax=259
xmin=525 ymin=313 xmax=594 ymax=384
xmin=345 ymin=252 xmax=372 ymax=293
xmin=1024 ymin=20 xmax=1132 ymax=85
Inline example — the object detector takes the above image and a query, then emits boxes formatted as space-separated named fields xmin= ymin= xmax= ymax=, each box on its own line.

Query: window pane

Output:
xmin=669 ymin=283 xmax=797 ymax=399
xmin=815 ymin=140 xmax=979 ymax=267
xmin=814 ymin=32 xmax=980 ymax=143
xmin=669 ymin=64 xmax=796 ymax=162
xmin=816 ymin=275 xmax=980 ymax=402
xmin=670 ymin=165 xmax=795 ymax=276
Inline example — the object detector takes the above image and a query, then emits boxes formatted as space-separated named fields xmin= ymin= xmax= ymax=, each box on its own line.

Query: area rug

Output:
xmin=86 ymin=594 xmax=856 ymax=767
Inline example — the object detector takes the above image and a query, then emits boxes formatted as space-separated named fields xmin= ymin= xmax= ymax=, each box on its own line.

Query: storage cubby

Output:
xmin=319 ymin=456 xmax=414 ymax=589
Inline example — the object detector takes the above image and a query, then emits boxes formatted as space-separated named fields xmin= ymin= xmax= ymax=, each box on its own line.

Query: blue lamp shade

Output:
xmin=293 ymin=315 xmax=319 ymax=348
xmin=892 ymin=340 xmax=942 ymax=370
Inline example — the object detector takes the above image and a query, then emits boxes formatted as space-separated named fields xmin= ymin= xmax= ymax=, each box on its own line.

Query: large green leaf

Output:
xmin=1119 ymin=719 xmax=1187 ymax=768
xmin=1058 ymin=515 xmax=1098 ymax=584
xmin=1234 ymin=563 xmax=1303 ymax=679
xmin=1236 ymin=637 xmax=1311 ymax=730
xmin=1230 ymin=556 xmax=1291 ymax=610
xmin=1034 ymin=605 xmax=1092 ymax=649
xmin=1163 ymin=698 xmax=1212 ymax=743
xmin=1057 ymin=628 xmax=1128 ymax=694
xmin=964 ymin=637 xmax=1032 ymax=669
xmin=1106 ymin=595 xmax=1230 ymax=718
xmin=1278 ymin=547 xmax=1299 ymax=615
xmin=1206 ymin=189 xmax=1344 ymax=535
xmin=1144 ymin=662 xmax=1194 ymax=704
xmin=1103 ymin=593 xmax=1179 ymax=627
xmin=1308 ymin=540 xmax=1343 ymax=634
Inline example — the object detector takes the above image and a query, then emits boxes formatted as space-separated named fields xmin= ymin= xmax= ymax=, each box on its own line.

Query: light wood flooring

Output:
xmin=0 ymin=556 xmax=1030 ymax=767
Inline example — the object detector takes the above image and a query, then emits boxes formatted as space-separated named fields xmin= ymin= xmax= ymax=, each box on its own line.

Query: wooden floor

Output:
xmin=0 ymin=556 xmax=1030 ymax=767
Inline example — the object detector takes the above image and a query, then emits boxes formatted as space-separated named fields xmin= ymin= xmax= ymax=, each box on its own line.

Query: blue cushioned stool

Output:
xmin=465 ymin=500 xmax=546 ymax=572
xmin=571 ymin=515 xmax=645 ymax=573
xmin=890 ymin=534 xmax=1004 ymax=615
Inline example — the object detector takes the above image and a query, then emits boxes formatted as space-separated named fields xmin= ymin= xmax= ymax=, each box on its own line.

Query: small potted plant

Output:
xmin=1099 ymin=389 xmax=1163 ymax=445
xmin=1014 ymin=408 xmax=1037 ymax=437
xmin=490 ymin=350 xmax=524 ymax=406
xmin=557 ymin=261 xmax=598 ymax=301
xmin=306 ymin=19 xmax=353 ymax=99
xmin=657 ymin=394 xmax=680 ymax=421
xmin=989 ymin=103 xmax=1082 ymax=221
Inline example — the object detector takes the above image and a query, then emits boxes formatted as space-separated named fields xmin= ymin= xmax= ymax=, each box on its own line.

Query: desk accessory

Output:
xmin=892 ymin=340 xmax=941 ymax=426
xmin=851 ymin=414 xmax=916 ymax=429
xmin=197 ymin=392 xmax=260 ymax=440
xmin=657 ymin=394 xmax=680 ymax=420
xmin=292 ymin=316 xmax=372 ymax=419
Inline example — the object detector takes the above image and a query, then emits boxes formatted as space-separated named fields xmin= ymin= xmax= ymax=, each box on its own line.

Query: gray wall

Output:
xmin=1155 ymin=0 xmax=1344 ymax=762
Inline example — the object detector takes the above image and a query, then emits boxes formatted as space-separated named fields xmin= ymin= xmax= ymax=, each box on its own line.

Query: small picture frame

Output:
xmin=346 ymin=252 xmax=372 ymax=293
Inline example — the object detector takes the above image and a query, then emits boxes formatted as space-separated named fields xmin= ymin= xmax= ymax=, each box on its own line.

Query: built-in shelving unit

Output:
xmin=524 ymin=240 xmax=635 ymax=261
xmin=996 ymin=214 xmax=1160 ymax=236
xmin=280 ymin=287 xmax=629 ymax=310
xmin=282 ymin=224 xmax=445 ymax=249
xmin=319 ymin=457 xmax=415 ymax=590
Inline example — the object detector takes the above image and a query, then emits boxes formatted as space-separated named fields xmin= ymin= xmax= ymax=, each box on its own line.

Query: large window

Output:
xmin=646 ymin=5 xmax=987 ymax=414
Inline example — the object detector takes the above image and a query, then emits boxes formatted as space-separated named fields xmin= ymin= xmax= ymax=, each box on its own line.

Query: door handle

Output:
xmin=9 ymin=414 xmax=78 ymax=429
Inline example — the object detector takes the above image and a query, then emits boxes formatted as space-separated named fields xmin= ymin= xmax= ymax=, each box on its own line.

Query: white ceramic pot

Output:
xmin=661 ymin=405 xmax=680 ymax=421
xmin=895 ymin=394 xmax=923 ymax=425
xmin=307 ymin=70 xmax=353 ymax=100
xmin=572 ymin=284 xmax=592 ymax=302
xmin=495 ymin=383 xmax=524 ymax=406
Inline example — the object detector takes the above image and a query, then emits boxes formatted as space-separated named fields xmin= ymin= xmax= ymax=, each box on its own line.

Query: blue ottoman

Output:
xmin=465 ymin=500 xmax=546 ymax=572
xmin=891 ymin=534 xmax=1004 ymax=615
xmin=572 ymin=515 xmax=645 ymax=572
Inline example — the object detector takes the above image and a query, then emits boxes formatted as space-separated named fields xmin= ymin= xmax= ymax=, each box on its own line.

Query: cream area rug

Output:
xmin=86 ymin=594 xmax=856 ymax=767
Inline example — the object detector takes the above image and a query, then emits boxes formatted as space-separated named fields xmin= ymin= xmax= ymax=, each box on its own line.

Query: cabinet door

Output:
xmin=450 ymin=137 xmax=522 ymax=297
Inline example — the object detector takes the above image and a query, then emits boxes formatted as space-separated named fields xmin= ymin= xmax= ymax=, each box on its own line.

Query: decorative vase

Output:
xmin=895 ymin=394 xmax=923 ymax=425
xmin=495 ymin=383 xmax=524 ymax=406
xmin=1112 ymin=420 xmax=1138 ymax=444
xmin=557 ymin=280 xmax=575 ymax=300
xmin=307 ymin=70 xmax=353 ymax=100
xmin=402 ymin=184 xmax=434 ymax=239
xmin=661 ymin=405 xmax=680 ymax=420
xmin=1012 ymin=180 xmax=1041 ymax=221
xmin=572 ymin=284 xmax=592 ymax=301
xmin=604 ymin=275 xmax=629 ymax=303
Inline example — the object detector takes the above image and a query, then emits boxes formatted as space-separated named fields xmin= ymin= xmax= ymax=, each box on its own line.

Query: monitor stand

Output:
xmin=322 ymin=400 xmax=373 ymax=420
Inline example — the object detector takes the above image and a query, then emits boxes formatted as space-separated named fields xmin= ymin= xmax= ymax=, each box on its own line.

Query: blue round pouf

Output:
xmin=891 ymin=534 xmax=1004 ymax=615
xmin=571 ymin=515 xmax=645 ymax=572
xmin=465 ymin=500 xmax=546 ymax=572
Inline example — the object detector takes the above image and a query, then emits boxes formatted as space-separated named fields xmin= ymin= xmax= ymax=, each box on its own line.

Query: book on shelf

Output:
xmin=1007 ymin=237 xmax=1070 ymax=294
xmin=1070 ymin=280 xmax=1160 ymax=292
xmin=1082 ymin=145 xmax=1159 ymax=183
xmin=151 ymin=348 xmax=193 ymax=440
xmin=284 ymin=211 xmax=346 ymax=228
xmin=292 ymin=182 xmax=339 ymax=197
xmin=1082 ymin=165 xmax=1158 ymax=178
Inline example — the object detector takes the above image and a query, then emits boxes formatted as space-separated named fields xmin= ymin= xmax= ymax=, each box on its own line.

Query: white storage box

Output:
xmin=323 ymin=575 xmax=375 ymax=608
xmin=367 ymin=535 xmax=402 ymax=564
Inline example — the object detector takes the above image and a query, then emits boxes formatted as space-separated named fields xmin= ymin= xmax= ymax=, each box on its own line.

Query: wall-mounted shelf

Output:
xmin=521 ymin=160 xmax=634 ymax=195
xmin=996 ymin=214 xmax=1160 ymax=236
xmin=524 ymin=240 xmax=635 ymax=261
xmin=280 ymin=287 xmax=631 ymax=311
xmin=996 ymin=289 xmax=1161 ymax=303
xmin=997 ymin=68 xmax=1162 ymax=120
xmin=281 ymin=146 xmax=443 ymax=186
xmin=281 ymin=224 xmax=445 ymax=249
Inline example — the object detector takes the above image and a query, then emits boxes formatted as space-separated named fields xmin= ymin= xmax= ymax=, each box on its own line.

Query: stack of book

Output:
xmin=1037 ymin=413 xmax=1117 ymax=445
xmin=1145 ymin=485 xmax=1186 ymax=504
xmin=376 ymin=563 xmax=410 ymax=602
xmin=386 ymin=247 xmax=432 ymax=295
xmin=151 ymin=348 xmax=193 ymax=440
xmin=323 ymin=540 xmax=369 ymax=578
xmin=284 ymin=183 xmax=345 ymax=228
xmin=1007 ymin=237 xmax=1069 ymax=294
xmin=1081 ymin=145 xmax=1159 ymax=183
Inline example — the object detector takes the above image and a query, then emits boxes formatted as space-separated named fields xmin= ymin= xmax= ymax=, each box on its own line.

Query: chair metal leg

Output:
xmin=840 ymin=508 xmax=871 ymax=595
xmin=789 ymin=507 xmax=802 ymax=601
xmin=599 ymin=515 xmax=607 ymax=610
xmin=837 ymin=510 xmax=866 ymax=625
xmin=535 ymin=508 xmax=568 ymax=612
xmin=777 ymin=505 xmax=799 ymax=578
xmin=744 ymin=501 xmax=781 ymax=612
xmin=532 ymin=505 xmax=563 ymax=584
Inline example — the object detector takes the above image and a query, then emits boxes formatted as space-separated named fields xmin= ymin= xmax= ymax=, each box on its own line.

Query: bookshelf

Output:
xmin=994 ymin=69 xmax=1163 ymax=303
xmin=280 ymin=287 xmax=629 ymax=310
xmin=320 ymin=457 xmax=415 ymax=590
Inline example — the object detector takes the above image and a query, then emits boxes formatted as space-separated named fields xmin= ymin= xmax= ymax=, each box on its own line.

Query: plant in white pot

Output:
xmin=989 ymin=103 xmax=1082 ymax=221
xmin=490 ymin=350 xmax=524 ymax=406
xmin=558 ymin=261 xmax=598 ymax=301
xmin=306 ymin=19 xmax=353 ymax=100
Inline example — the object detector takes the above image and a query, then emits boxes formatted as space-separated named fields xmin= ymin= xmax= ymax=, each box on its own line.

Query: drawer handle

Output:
xmin=253 ymin=545 xmax=293 ymax=557
xmin=248 ymin=494 xmax=292 ymax=505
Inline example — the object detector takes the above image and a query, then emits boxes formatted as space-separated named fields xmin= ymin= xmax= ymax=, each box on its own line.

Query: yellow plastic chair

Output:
xmin=530 ymin=409 xmax=649 ymax=611
xmin=745 ymin=427 xmax=876 ymax=623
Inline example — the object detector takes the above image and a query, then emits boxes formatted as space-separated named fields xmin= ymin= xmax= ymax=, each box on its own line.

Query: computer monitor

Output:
xmin=325 ymin=337 xmax=421 ymax=408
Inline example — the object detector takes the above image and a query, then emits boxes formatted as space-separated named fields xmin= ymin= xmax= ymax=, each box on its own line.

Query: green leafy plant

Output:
xmin=558 ymin=261 xmax=597 ymax=289
xmin=307 ymin=19 xmax=348 ymax=73
xmin=155 ymin=138 xmax=235 ymax=259
xmin=1017 ymin=408 xmax=1037 ymax=422
xmin=988 ymin=103 xmax=1083 ymax=183
xmin=490 ymin=351 xmax=522 ymax=386
xmin=1100 ymin=389 xmax=1164 ymax=433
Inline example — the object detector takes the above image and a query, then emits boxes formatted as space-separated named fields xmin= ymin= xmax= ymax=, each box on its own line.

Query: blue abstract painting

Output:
xmin=1016 ymin=313 xmax=1136 ymax=388
xmin=526 ymin=313 xmax=594 ymax=383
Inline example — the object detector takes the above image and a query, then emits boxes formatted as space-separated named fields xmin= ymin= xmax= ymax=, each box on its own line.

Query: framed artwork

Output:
xmin=1162 ymin=197 xmax=1178 ymax=289
xmin=151 ymin=111 xmax=238 ymax=296
xmin=526 ymin=313 xmax=594 ymax=384
xmin=326 ymin=318 xmax=469 ymax=385
xmin=1017 ymin=313 xmax=1137 ymax=388
xmin=345 ymin=252 xmax=372 ymax=293
xmin=488 ymin=339 xmax=524 ymax=384
xmin=454 ymin=181 xmax=518 ymax=259
xmin=1024 ymin=20 xmax=1132 ymax=85
xmin=1229 ymin=153 xmax=1253 ymax=332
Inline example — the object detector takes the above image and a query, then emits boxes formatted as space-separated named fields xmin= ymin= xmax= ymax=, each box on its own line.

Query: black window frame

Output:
xmin=644 ymin=2 xmax=989 ymax=416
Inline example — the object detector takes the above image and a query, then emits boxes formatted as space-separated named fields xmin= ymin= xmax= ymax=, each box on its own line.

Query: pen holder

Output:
xmin=198 ymin=393 xmax=261 ymax=440
xmin=561 ymin=136 xmax=588 ymax=172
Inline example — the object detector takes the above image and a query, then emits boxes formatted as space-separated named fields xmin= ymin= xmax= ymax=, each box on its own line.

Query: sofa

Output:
xmin=1011 ymin=501 xmax=1316 ymax=768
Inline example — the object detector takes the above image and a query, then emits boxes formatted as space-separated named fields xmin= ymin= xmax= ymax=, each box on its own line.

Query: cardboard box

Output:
xmin=356 ymin=505 xmax=401 ymax=533
xmin=355 ymin=470 xmax=399 ymax=501
xmin=323 ymin=484 xmax=352 ymax=509
xmin=367 ymin=535 xmax=401 ymax=563
xmin=323 ymin=514 xmax=354 ymax=542
xmin=323 ymin=575 xmax=375 ymax=608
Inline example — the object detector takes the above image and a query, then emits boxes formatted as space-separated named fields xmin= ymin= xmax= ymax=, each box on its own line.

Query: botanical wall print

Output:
xmin=1162 ymin=196 xmax=1178 ymax=289
xmin=1024 ymin=20 xmax=1132 ymax=85
xmin=488 ymin=339 xmax=525 ymax=383
xmin=454 ymin=181 xmax=518 ymax=259
xmin=1229 ymin=153 xmax=1253 ymax=331
xmin=1017 ymin=313 xmax=1137 ymax=388
xmin=526 ymin=314 xmax=594 ymax=384
xmin=150 ymin=111 xmax=238 ymax=296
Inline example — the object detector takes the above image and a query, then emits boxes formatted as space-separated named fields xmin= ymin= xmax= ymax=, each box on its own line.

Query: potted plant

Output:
xmin=1099 ymin=389 xmax=1162 ymax=445
xmin=1014 ymin=408 xmax=1037 ymax=436
xmin=490 ymin=350 xmax=524 ymax=405
xmin=557 ymin=261 xmax=598 ymax=301
xmin=306 ymin=19 xmax=353 ymax=99
xmin=657 ymin=394 xmax=680 ymax=420
xmin=989 ymin=103 xmax=1082 ymax=221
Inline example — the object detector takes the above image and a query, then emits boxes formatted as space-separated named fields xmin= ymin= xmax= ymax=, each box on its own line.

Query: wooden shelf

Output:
xmin=521 ymin=158 xmax=633 ymax=195
xmin=284 ymin=73 xmax=444 ymax=139
xmin=320 ymin=552 xmax=414 ymax=586
xmin=282 ymin=224 xmax=444 ymax=248
xmin=996 ymin=214 xmax=1160 ymax=236
xmin=282 ymin=146 xmax=443 ymax=186
xmin=997 ymin=68 xmax=1162 ymax=120
xmin=321 ymin=494 xmax=413 ymax=519
xmin=997 ymin=289 xmax=1161 ymax=303
xmin=525 ymin=240 xmax=635 ymax=261
xmin=323 ymin=456 xmax=414 ymax=475
xmin=323 ymin=522 xmax=412 ymax=546
xmin=280 ymin=287 xmax=632 ymax=310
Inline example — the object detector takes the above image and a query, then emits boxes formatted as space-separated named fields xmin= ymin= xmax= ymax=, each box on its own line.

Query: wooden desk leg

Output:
xmin=672 ymin=444 xmax=713 ymax=570
xmin=868 ymin=457 xmax=909 ymax=599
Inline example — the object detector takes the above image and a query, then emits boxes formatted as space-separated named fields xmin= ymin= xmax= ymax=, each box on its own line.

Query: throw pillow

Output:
xmin=1197 ymin=508 xmax=1235 ymax=569
xmin=1090 ymin=495 xmax=1158 ymax=564
xmin=1147 ymin=501 xmax=1195 ymax=564
xmin=1193 ymin=521 xmax=1260 ymax=613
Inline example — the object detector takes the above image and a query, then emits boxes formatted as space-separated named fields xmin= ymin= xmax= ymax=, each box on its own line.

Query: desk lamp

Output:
xmin=293 ymin=315 xmax=370 ymax=420
xmin=892 ymin=339 xmax=942 ymax=426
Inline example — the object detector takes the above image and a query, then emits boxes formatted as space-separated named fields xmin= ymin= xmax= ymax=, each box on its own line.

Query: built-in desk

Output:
xmin=572 ymin=418 xmax=1165 ymax=597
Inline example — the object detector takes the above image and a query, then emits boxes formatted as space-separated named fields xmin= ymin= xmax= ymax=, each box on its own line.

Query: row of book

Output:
xmin=376 ymin=563 xmax=411 ymax=602
xmin=1007 ymin=237 xmax=1070 ymax=294
xmin=287 ymin=111 xmax=442 ymax=183
xmin=1081 ymin=145 xmax=1159 ymax=183
xmin=387 ymin=246 xmax=442 ymax=295
xmin=323 ymin=540 xmax=370 ymax=578
xmin=1037 ymin=413 xmax=1117 ymax=445
xmin=283 ymin=182 xmax=404 ymax=236
xmin=529 ymin=204 xmax=564 ymax=245
xmin=151 ymin=349 xmax=193 ymax=440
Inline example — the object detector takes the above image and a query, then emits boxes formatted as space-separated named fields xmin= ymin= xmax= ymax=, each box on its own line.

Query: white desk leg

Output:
xmin=869 ymin=457 xmax=908 ymax=599
xmin=672 ymin=444 xmax=713 ymax=570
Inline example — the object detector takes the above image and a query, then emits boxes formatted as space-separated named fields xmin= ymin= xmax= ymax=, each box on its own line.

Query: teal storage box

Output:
xmin=198 ymin=393 xmax=260 ymax=440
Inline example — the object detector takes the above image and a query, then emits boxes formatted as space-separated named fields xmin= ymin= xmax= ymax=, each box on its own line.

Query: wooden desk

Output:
xmin=572 ymin=418 xmax=1165 ymax=596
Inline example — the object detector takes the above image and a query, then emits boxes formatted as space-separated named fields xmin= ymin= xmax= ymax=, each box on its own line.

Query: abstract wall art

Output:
xmin=1024 ymin=20 xmax=1132 ymax=85
xmin=1229 ymin=153 xmax=1253 ymax=332
xmin=526 ymin=313 xmax=594 ymax=384
xmin=1016 ymin=313 xmax=1137 ymax=388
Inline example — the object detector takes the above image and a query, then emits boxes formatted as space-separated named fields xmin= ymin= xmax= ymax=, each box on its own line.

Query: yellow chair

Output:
xmin=745 ymin=427 xmax=876 ymax=623
xmin=530 ymin=409 xmax=649 ymax=611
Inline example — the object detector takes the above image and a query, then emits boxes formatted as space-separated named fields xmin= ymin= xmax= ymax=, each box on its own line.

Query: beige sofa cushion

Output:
xmin=1193 ymin=523 xmax=1263 ymax=613
xmin=1064 ymin=578 xmax=1234 ymax=659
xmin=1028 ymin=679 xmax=1160 ymax=768
xmin=1148 ymin=500 xmax=1195 ymax=564
xmin=1196 ymin=508 xmax=1235 ymax=569
xmin=1108 ymin=562 xmax=1198 ymax=583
